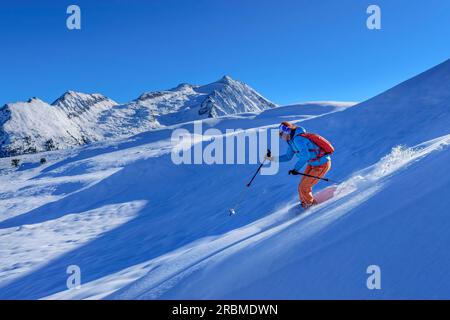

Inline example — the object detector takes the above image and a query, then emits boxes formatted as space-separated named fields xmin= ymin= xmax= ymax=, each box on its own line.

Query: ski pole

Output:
xmin=246 ymin=149 xmax=271 ymax=187
xmin=229 ymin=149 xmax=271 ymax=215
xmin=295 ymin=172 xmax=340 ymax=184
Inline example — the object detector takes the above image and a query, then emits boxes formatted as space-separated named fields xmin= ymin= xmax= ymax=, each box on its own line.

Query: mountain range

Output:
xmin=0 ymin=76 xmax=277 ymax=157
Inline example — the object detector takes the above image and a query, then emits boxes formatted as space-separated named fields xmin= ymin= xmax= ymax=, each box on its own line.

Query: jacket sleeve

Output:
xmin=293 ymin=136 xmax=310 ymax=171
xmin=278 ymin=143 xmax=295 ymax=162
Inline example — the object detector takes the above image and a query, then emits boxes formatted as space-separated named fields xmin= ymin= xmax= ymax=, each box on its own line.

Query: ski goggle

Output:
xmin=279 ymin=124 xmax=291 ymax=137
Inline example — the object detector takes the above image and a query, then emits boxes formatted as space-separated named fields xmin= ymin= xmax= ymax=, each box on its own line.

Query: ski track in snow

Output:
xmin=146 ymin=136 xmax=450 ymax=300
xmin=0 ymin=201 xmax=145 ymax=287
xmin=112 ymin=136 xmax=450 ymax=299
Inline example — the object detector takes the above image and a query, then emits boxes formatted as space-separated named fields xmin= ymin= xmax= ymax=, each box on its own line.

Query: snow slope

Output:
xmin=302 ymin=59 xmax=450 ymax=177
xmin=123 ymin=136 xmax=450 ymax=300
xmin=0 ymin=59 xmax=449 ymax=299
xmin=0 ymin=102 xmax=351 ymax=299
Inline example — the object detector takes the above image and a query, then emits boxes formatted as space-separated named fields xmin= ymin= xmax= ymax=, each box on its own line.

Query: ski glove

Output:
xmin=289 ymin=169 xmax=300 ymax=176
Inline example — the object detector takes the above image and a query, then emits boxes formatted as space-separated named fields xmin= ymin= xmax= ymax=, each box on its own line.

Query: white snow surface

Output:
xmin=0 ymin=59 xmax=450 ymax=299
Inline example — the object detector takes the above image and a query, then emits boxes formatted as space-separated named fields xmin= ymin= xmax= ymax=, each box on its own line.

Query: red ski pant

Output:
xmin=298 ymin=161 xmax=331 ymax=205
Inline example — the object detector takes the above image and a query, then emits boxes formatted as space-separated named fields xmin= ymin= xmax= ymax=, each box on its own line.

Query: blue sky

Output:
xmin=1 ymin=0 xmax=449 ymax=106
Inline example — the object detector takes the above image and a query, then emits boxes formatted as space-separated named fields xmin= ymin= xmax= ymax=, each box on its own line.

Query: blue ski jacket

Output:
xmin=279 ymin=127 xmax=331 ymax=171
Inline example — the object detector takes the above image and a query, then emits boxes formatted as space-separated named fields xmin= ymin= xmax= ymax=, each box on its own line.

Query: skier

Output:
xmin=265 ymin=121 xmax=333 ymax=209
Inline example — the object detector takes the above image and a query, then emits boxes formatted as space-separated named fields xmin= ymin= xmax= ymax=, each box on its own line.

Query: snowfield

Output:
xmin=0 ymin=59 xmax=449 ymax=299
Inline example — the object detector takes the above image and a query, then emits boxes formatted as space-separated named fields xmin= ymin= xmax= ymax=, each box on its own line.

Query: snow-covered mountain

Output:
xmin=0 ymin=60 xmax=449 ymax=300
xmin=0 ymin=76 xmax=276 ymax=157
xmin=0 ymin=97 xmax=96 ymax=157
xmin=129 ymin=75 xmax=277 ymax=125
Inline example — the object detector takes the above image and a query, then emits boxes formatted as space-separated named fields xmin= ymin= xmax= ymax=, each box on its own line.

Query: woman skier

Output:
xmin=265 ymin=121 xmax=333 ymax=209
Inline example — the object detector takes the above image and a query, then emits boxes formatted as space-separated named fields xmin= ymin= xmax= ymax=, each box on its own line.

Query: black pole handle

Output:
xmin=246 ymin=149 xmax=271 ymax=187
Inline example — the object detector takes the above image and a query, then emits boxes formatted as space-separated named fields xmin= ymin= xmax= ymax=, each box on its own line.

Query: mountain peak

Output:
xmin=51 ymin=91 xmax=117 ymax=119
xmin=172 ymin=83 xmax=194 ymax=91
xmin=52 ymin=91 xmax=116 ymax=105
xmin=27 ymin=97 xmax=45 ymax=104
xmin=218 ymin=75 xmax=235 ymax=84
xmin=53 ymin=91 xmax=100 ymax=104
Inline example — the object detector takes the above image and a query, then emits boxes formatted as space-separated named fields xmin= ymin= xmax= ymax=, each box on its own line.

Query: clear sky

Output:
xmin=1 ymin=0 xmax=449 ymax=106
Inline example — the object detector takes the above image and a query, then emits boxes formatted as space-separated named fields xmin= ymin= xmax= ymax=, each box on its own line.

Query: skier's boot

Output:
xmin=300 ymin=201 xmax=311 ymax=210
xmin=300 ymin=199 xmax=318 ymax=211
